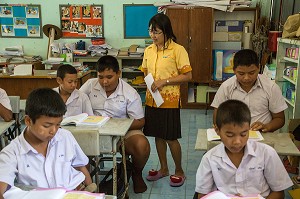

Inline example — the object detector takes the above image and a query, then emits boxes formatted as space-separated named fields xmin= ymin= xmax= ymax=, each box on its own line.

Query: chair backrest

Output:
xmin=8 ymin=96 xmax=20 ymax=114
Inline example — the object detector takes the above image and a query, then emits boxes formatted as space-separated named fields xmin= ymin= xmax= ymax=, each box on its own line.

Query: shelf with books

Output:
xmin=275 ymin=38 xmax=300 ymax=131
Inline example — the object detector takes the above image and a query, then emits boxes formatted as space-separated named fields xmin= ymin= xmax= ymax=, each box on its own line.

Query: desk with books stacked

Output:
xmin=63 ymin=118 xmax=133 ymax=198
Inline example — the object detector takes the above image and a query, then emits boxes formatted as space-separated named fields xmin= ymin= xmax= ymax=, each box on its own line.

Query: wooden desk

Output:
xmin=195 ymin=129 xmax=300 ymax=156
xmin=0 ymin=70 xmax=93 ymax=99
xmin=63 ymin=118 xmax=133 ymax=197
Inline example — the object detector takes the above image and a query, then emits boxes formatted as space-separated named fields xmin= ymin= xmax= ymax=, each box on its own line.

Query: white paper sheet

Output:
xmin=13 ymin=64 xmax=32 ymax=76
xmin=144 ymin=73 xmax=164 ymax=107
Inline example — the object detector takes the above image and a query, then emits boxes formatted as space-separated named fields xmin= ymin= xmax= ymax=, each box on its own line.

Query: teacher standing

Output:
xmin=141 ymin=13 xmax=192 ymax=187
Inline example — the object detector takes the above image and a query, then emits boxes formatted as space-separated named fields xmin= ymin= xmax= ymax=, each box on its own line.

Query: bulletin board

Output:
xmin=123 ymin=4 xmax=157 ymax=39
xmin=0 ymin=4 xmax=42 ymax=38
xmin=60 ymin=4 xmax=103 ymax=38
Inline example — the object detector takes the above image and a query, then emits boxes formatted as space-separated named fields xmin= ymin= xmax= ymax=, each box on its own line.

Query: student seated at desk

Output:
xmin=0 ymin=88 xmax=12 ymax=122
xmin=54 ymin=64 xmax=93 ymax=117
xmin=80 ymin=55 xmax=150 ymax=194
xmin=0 ymin=88 xmax=96 ymax=198
xmin=195 ymin=99 xmax=293 ymax=199
xmin=211 ymin=49 xmax=287 ymax=132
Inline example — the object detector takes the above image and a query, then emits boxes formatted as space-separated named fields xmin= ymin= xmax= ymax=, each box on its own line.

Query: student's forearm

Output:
xmin=0 ymin=104 xmax=13 ymax=122
xmin=75 ymin=166 xmax=92 ymax=185
xmin=129 ymin=118 xmax=145 ymax=130
xmin=265 ymin=117 xmax=285 ymax=132
xmin=266 ymin=190 xmax=284 ymax=199
xmin=0 ymin=182 xmax=8 ymax=198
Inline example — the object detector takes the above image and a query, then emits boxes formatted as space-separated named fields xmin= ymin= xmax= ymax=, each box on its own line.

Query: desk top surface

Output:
xmin=195 ymin=129 xmax=300 ymax=156
xmin=63 ymin=118 xmax=133 ymax=137
xmin=0 ymin=120 xmax=15 ymax=135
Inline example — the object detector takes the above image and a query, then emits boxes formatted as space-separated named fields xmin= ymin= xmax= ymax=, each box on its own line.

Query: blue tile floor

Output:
xmin=127 ymin=109 xmax=293 ymax=199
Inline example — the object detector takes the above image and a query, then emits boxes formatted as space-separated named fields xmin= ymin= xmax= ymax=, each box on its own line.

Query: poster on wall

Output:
xmin=60 ymin=4 xmax=104 ymax=38
xmin=123 ymin=4 xmax=157 ymax=38
xmin=0 ymin=4 xmax=42 ymax=38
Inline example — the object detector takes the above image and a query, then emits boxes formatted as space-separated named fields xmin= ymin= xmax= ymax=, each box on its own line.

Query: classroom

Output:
xmin=1 ymin=0 xmax=300 ymax=198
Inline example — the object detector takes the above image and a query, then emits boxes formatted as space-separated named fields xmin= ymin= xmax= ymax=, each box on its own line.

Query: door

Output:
xmin=189 ymin=7 xmax=213 ymax=83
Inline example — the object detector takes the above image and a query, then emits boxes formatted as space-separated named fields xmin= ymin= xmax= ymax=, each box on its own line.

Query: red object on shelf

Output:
xmin=268 ymin=31 xmax=282 ymax=52
xmin=91 ymin=38 xmax=105 ymax=45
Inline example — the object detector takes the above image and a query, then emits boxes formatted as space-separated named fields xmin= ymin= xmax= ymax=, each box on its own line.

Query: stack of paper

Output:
xmin=206 ymin=128 xmax=264 ymax=141
xmin=202 ymin=190 xmax=264 ymax=199
xmin=3 ymin=186 xmax=105 ymax=199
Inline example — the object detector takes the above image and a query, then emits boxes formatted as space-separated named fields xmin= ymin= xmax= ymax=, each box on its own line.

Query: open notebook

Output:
xmin=207 ymin=128 xmax=264 ymax=141
xmin=3 ymin=187 xmax=105 ymax=199
xmin=202 ymin=191 xmax=265 ymax=199
xmin=61 ymin=113 xmax=110 ymax=127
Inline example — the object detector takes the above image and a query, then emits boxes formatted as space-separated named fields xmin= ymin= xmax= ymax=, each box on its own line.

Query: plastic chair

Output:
xmin=5 ymin=96 xmax=21 ymax=140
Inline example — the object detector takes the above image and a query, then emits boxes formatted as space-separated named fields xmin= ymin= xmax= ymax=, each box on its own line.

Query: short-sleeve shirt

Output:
xmin=53 ymin=87 xmax=93 ymax=117
xmin=211 ymin=74 xmax=287 ymax=125
xmin=79 ymin=78 xmax=144 ymax=119
xmin=141 ymin=39 xmax=192 ymax=108
xmin=0 ymin=88 xmax=12 ymax=121
xmin=195 ymin=141 xmax=293 ymax=197
xmin=0 ymin=128 xmax=88 ymax=190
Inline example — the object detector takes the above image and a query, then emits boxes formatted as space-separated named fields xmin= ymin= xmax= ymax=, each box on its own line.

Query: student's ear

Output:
xmin=117 ymin=70 xmax=121 ymax=77
xmin=215 ymin=126 xmax=220 ymax=136
xmin=56 ymin=77 xmax=63 ymax=84
xmin=24 ymin=115 xmax=32 ymax=126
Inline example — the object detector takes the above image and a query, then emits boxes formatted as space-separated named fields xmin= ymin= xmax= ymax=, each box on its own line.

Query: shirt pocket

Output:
xmin=246 ymin=166 xmax=264 ymax=188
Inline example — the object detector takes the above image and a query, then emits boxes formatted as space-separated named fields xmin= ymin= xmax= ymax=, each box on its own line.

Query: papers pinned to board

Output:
xmin=206 ymin=128 xmax=264 ymax=141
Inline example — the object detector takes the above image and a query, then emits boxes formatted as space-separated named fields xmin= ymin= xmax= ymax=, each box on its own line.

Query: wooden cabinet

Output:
xmin=275 ymin=38 xmax=300 ymax=132
xmin=166 ymin=7 xmax=213 ymax=108
xmin=166 ymin=7 xmax=213 ymax=83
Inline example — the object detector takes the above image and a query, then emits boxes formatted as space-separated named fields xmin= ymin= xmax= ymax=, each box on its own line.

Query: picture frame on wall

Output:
xmin=0 ymin=4 xmax=42 ymax=38
xmin=123 ymin=4 xmax=158 ymax=39
xmin=60 ymin=4 xmax=103 ymax=38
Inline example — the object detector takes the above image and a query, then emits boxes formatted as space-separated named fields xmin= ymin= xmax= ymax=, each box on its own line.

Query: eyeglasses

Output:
xmin=148 ymin=29 xmax=163 ymax=36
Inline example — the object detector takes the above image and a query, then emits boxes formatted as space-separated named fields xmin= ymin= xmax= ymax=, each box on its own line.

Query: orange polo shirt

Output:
xmin=141 ymin=39 xmax=192 ymax=108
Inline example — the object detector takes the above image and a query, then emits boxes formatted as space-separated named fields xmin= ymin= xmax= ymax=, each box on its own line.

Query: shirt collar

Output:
xmin=213 ymin=140 xmax=256 ymax=160
xmin=149 ymin=39 xmax=174 ymax=51
xmin=93 ymin=78 xmax=123 ymax=98
xmin=18 ymin=127 xmax=62 ymax=155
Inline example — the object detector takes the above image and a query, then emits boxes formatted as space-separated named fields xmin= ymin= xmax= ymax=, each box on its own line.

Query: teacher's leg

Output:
xmin=167 ymin=139 xmax=184 ymax=177
xmin=155 ymin=137 xmax=169 ymax=175
xmin=125 ymin=134 xmax=150 ymax=193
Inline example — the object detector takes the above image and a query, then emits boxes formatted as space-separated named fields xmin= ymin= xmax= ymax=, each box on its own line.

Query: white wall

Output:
xmin=0 ymin=0 xmax=262 ymax=59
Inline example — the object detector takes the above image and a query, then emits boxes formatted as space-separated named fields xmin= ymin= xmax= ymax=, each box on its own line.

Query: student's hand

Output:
xmin=251 ymin=121 xmax=269 ymax=132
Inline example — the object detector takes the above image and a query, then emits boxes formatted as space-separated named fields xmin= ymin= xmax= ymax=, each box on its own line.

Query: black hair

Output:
xmin=233 ymin=49 xmax=259 ymax=70
xmin=57 ymin=64 xmax=77 ymax=79
xmin=216 ymin=99 xmax=251 ymax=129
xmin=148 ymin=13 xmax=177 ymax=45
xmin=96 ymin=55 xmax=119 ymax=73
xmin=25 ymin=88 xmax=66 ymax=123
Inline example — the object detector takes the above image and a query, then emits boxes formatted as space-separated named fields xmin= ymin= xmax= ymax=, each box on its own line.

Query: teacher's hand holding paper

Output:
xmin=144 ymin=73 xmax=164 ymax=107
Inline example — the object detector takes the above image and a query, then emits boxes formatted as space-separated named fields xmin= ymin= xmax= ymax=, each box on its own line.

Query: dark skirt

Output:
xmin=143 ymin=105 xmax=181 ymax=140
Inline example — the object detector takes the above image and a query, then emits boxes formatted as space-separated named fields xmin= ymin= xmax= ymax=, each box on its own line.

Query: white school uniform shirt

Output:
xmin=0 ymin=128 xmax=88 ymax=190
xmin=211 ymin=74 xmax=287 ymax=125
xmin=195 ymin=141 xmax=293 ymax=197
xmin=0 ymin=88 xmax=12 ymax=121
xmin=80 ymin=78 xmax=144 ymax=119
xmin=53 ymin=87 xmax=93 ymax=117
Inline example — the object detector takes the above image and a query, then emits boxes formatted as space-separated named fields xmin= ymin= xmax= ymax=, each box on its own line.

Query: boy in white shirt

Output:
xmin=0 ymin=88 xmax=12 ymax=121
xmin=195 ymin=99 xmax=293 ymax=199
xmin=0 ymin=88 xmax=95 ymax=198
xmin=54 ymin=64 xmax=93 ymax=117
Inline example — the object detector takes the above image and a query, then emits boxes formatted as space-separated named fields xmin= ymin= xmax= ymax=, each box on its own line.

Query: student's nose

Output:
xmin=233 ymin=137 xmax=242 ymax=145
xmin=244 ymin=74 xmax=251 ymax=81
xmin=49 ymin=126 xmax=58 ymax=135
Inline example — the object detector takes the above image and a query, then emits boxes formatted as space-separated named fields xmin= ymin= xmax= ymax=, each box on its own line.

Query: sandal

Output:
xmin=146 ymin=169 xmax=168 ymax=181
xmin=170 ymin=175 xmax=186 ymax=187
